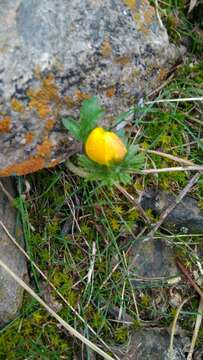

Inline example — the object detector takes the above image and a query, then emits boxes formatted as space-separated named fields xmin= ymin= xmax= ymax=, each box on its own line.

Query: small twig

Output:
xmin=0 ymin=181 xmax=14 ymax=203
xmin=87 ymin=241 xmax=96 ymax=284
xmin=154 ymin=0 xmax=164 ymax=29
xmin=0 ymin=258 xmax=114 ymax=360
xmin=115 ymin=184 xmax=150 ymax=225
xmin=176 ymin=258 xmax=203 ymax=300
xmin=187 ymin=298 xmax=203 ymax=360
xmin=118 ymin=280 xmax=126 ymax=321
xmin=141 ymin=165 xmax=203 ymax=174
xmin=144 ymin=172 xmax=200 ymax=241
xmin=140 ymin=149 xmax=194 ymax=166
xmin=168 ymin=297 xmax=190 ymax=360
xmin=146 ymin=97 xmax=203 ymax=105
xmin=147 ymin=73 xmax=175 ymax=97
xmin=99 ymin=263 xmax=120 ymax=290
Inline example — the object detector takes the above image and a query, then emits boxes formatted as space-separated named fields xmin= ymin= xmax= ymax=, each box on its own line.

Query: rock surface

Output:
xmin=0 ymin=178 xmax=27 ymax=326
xmin=141 ymin=190 xmax=203 ymax=234
xmin=114 ymin=329 xmax=185 ymax=360
xmin=0 ymin=0 xmax=180 ymax=176
xmin=129 ymin=238 xmax=179 ymax=281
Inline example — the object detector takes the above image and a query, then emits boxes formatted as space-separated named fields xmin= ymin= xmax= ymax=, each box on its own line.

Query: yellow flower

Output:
xmin=85 ymin=127 xmax=127 ymax=165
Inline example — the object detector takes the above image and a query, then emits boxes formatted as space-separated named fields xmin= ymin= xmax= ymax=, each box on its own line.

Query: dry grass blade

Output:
xmin=188 ymin=0 xmax=198 ymax=14
xmin=141 ymin=149 xmax=194 ymax=166
xmin=115 ymin=184 xmax=150 ymax=224
xmin=141 ymin=165 xmax=203 ymax=174
xmin=0 ymin=221 xmax=115 ymax=357
xmin=146 ymin=97 xmax=203 ymax=105
xmin=0 ymin=181 xmax=14 ymax=203
xmin=176 ymin=258 xmax=203 ymax=300
xmin=168 ymin=298 xmax=190 ymax=360
xmin=187 ymin=298 xmax=203 ymax=360
xmin=154 ymin=0 xmax=164 ymax=28
xmin=0 ymin=258 xmax=115 ymax=360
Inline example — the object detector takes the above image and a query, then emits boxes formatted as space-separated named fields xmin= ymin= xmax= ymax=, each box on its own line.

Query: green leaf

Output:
xmin=79 ymin=97 xmax=104 ymax=141
xmin=62 ymin=117 xmax=81 ymax=140
xmin=77 ymin=143 xmax=145 ymax=186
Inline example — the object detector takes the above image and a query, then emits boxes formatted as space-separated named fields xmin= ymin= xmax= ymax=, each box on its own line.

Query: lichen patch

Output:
xmin=36 ymin=138 xmax=52 ymax=158
xmin=11 ymin=99 xmax=25 ymax=113
xmin=0 ymin=116 xmax=11 ymax=133
xmin=0 ymin=157 xmax=45 ymax=176
xmin=27 ymin=74 xmax=61 ymax=119
xmin=123 ymin=0 xmax=136 ymax=10
xmin=106 ymin=86 xmax=116 ymax=98
xmin=24 ymin=132 xmax=34 ymax=144
xmin=100 ymin=39 xmax=112 ymax=57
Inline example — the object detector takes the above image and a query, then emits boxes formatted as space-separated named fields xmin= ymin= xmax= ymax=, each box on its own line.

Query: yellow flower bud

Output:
xmin=85 ymin=127 xmax=127 ymax=166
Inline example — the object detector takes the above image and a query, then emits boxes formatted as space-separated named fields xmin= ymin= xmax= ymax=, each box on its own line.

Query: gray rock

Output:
xmin=141 ymin=190 xmax=203 ymax=234
xmin=0 ymin=178 xmax=27 ymax=326
xmin=114 ymin=329 xmax=185 ymax=360
xmin=129 ymin=237 xmax=179 ymax=281
xmin=0 ymin=0 xmax=181 ymax=176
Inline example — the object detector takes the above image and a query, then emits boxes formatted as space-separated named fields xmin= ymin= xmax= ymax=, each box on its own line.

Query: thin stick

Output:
xmin=168 ymin=298 xmax=190 ymax=360
xmin=0 ymin=259 xmax=114 ymax=360
xmin=115 ymin=184 xmax=150 ymax=224
xmin=147 ymin=73 xmax=175 ymax=97
xmin=87 ymin=241 xmax=96 ymax=284
xmin=187 ymin=298 xmax=203 ymax=360
xmin=146 ymin=97 xmax=203 ymax=105
xmin=0 ymin=221 xmax=115 ymax=357
xmin=176 ymin=258 xmax=203 ymax=300
xmin=0 ymin=181 xmax=14 ymax=203
xmin=144 ymin=172 xmax=200 ymax=241
xmin=66 ymin=156 xmax=203 ymax=177
xmin=154 ymin=0 xmax=164 ymax=28
xmin=141 ymin=165 xmax=203 ymax=174
xmin=118 ymin=281 xmax=126 ymax=321
xmin=141 ymin=149 xmax=194 ymax=166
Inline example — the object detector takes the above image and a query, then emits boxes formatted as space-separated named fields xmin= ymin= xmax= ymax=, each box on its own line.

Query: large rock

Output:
xmin=141 ymin=190 xmax=203 ymax=234
xmin=128 ymin=237 xmax=179 ymax=282
xmin=0 ymin=178 xmax=27 ymax=326
xmin=114 ymin=329 xmax=185 ymax=360
xmin=0 ymin=0 xmax=180 ymax=176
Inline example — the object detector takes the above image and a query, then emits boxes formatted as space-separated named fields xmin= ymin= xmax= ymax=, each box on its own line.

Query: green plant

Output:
xmin=62 ymin=97 xmax=144 ymax=185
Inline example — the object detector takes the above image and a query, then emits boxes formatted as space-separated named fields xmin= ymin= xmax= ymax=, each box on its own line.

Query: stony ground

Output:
xmin=0 ymin=1 xmax=203 ymax=360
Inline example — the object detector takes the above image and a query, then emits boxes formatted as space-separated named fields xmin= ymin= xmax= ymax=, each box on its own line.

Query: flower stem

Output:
xmin=66 ymin=160 xmax=89 ymax=178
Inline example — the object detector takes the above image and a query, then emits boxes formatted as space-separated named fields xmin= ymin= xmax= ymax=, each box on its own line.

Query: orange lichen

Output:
xmin=24 ymin=132 xmax=34 ymax=144
xmin=123 ymin=0 xmax=136 ymax=10
xmin=11 ymin=99 xmax=25 ymax=113
xmin=0 ymin=116 xmax=11 ymax=133
xmin=48 ymin=159 xmax=60 ymax=168
xmin=27 ymin=74 xmax=61 ymax=119
xmin=36 ymin=138 xmax=52 ymax=157
xmin=143 ymin=9 xmax=154 ymax=26
xmin=38 ymin=104 xmax=51 ymax=118
xmin=45 ymin=119 xmax=55 ymax=131
xmin=101 ymin=39 xmax=112 ymax=57
xmin=106 ymin=86 xmax=116 ymax=98
xmin=157 ymin=68 xmax=168 ymax=82
xmin=0 ymin=157 xmax=45 ymax=176
xmin=74 ymin=90 xmax=91 ymax=102
xmin=63 ymin=96 xmax=75 ymax=109
xmin=114 ymin=56 xmax=132 ymax=66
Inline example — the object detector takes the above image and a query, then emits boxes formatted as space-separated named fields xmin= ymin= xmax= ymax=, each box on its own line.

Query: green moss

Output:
xmin=114 ymin=326 xmax=129 ymax=344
